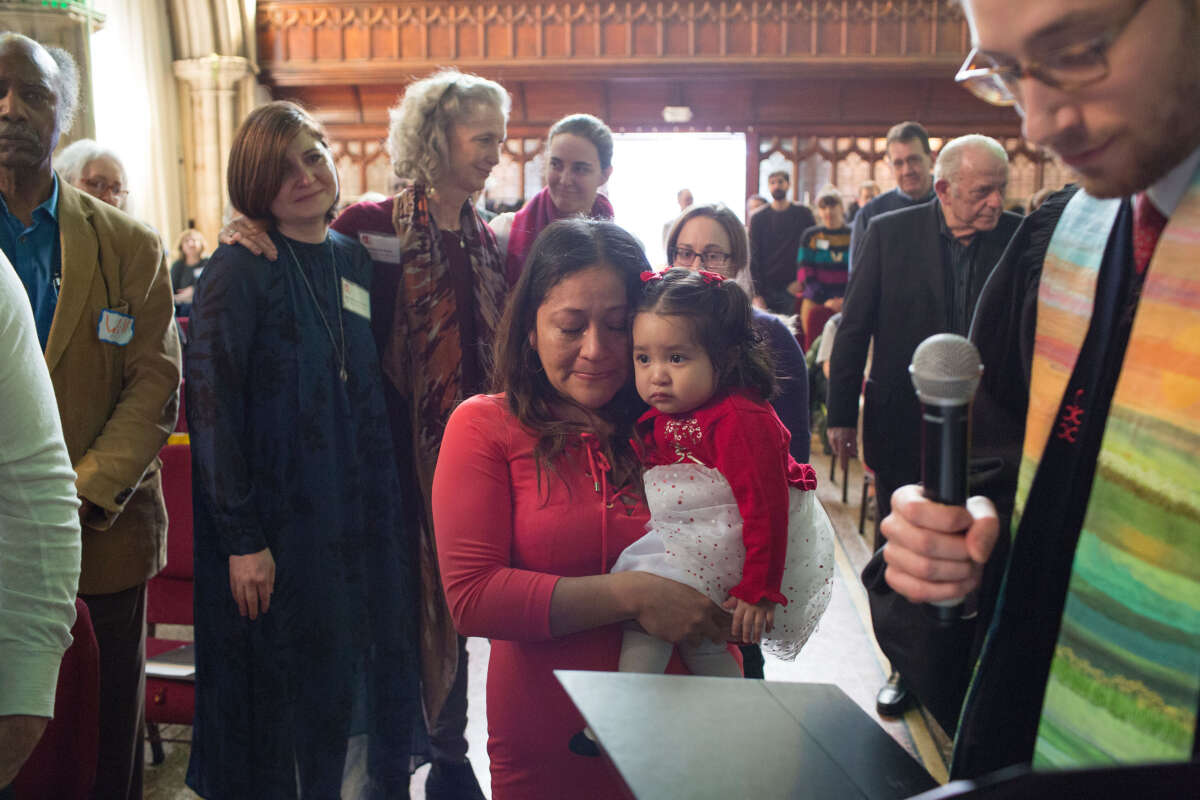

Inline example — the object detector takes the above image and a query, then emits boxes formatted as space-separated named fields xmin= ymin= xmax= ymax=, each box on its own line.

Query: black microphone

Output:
xmin=908 ymin=333 xmax=983 ymax=623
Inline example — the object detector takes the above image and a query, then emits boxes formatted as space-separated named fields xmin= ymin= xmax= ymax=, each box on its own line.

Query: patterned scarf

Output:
xmin=1015 ymin=168 xmax=1200 ymax=767
xmin=504 ymin=185 xmax=615 ymax=285
xmin=385 ymin=184 xmax=508 ymax=721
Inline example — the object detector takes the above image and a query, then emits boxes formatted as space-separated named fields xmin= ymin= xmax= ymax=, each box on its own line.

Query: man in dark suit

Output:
xmin=0 ymin=34 xmax=180 ymax=799
xmin=826 ymin=134 xmax=1019 ymax=721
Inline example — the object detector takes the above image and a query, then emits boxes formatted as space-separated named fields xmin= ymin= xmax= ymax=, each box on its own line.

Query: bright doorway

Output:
xmin=607 ymin=132 xmax=748 ymax=267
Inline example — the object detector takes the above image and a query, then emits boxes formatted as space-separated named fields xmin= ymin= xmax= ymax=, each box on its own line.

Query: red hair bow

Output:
xmin=640 ymin=270 xmax=663 ymax=283
xmin=697 ymin=269 xmax=726 ymax=285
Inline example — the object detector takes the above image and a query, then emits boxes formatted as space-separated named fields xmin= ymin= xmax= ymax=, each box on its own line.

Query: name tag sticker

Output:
xmin=342 ymin=278 xmax=371 ymax=320
xmin=358 ymin=232 xmax=402 ymax=264
xmin=98 ymin=308 xmax=134 ymax=345
xmin=816 ymin=238 xmax=831 ymax=251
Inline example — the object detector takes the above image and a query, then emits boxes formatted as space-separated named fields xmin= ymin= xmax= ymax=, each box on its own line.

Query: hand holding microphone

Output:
xmin=907 ymin=334 xmax=983 ymax=623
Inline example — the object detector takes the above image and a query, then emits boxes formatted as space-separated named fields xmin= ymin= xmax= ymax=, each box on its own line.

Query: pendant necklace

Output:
xmin=284 ymin=237 xmax=348 ymax=382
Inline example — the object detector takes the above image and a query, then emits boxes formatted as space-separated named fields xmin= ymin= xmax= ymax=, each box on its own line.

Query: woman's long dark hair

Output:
xmin=638 ymin=268 xmax=779 ymax=402
xmin=492 ymin=218 xmax=648 ymax=490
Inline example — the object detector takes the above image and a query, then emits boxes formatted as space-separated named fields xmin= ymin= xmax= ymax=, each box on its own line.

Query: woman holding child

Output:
xmin=432 ymin=219 xmax=733 ymax=798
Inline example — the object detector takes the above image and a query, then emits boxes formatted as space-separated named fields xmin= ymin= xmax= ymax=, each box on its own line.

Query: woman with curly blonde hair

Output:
xmin=219 ymin=69 xmax=509 ymax=798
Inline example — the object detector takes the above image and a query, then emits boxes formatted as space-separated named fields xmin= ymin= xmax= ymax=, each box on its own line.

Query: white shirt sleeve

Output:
xmin=0 ymin=250 xmax=81 ymax=718
xmin=815 ymin=313 xmax=841 ymax=365
xmin=488 ymin=211 xmax=515 ymax=261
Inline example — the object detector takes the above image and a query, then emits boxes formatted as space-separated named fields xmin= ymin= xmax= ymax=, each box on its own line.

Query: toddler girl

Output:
xmin=615 ymin=267 xmax=834 ymax=677
xmin=569 ymin=267 xmax=834 ymax=756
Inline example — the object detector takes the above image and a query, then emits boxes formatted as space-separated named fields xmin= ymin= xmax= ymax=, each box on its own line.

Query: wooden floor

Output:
xmin=143 ymin=443 xmax=951 ymax=798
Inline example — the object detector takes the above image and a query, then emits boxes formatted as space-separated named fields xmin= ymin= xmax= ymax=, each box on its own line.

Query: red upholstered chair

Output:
xmin=12 ymin=597 xmax=101 ymax=800
xmin=144 ymin=442 xmax=195 ymax=764
xmin=802 ymin=304 xmax=837 ymax=353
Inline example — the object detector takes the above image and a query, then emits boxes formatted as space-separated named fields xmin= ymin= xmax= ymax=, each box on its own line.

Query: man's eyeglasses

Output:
xmin=669 ymin=246 xmax=732 ymax=268
xmin=81 ymin=177 xmax=129 ymax=201
xmin=955 ymin=0 xmax=1150 ymax=108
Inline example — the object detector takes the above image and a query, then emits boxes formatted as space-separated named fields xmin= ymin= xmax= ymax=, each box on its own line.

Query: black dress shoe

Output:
xmin=425 ymin=759 xmax=486 ymax=800
xmin=569 ymin=729 xmax=601 ymax=758
xmin=876 ymin=670 xmax=912 ymax=718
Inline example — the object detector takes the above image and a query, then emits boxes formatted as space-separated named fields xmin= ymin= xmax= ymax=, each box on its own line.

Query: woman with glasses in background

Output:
xmin=56 ymin=139 xmax=130 ymax=211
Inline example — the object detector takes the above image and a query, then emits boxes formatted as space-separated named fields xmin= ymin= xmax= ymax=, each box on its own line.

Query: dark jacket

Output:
xmin=826 ymin=199 xmax=1020 ymax=497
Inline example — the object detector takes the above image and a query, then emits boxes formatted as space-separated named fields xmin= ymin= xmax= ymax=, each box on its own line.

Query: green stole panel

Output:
xmin=1015 ymin=171 xmax=1200 ymax=768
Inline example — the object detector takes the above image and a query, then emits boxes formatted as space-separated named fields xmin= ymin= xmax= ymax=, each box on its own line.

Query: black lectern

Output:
xmin=557 ymin=671 xmax=938 ymax=799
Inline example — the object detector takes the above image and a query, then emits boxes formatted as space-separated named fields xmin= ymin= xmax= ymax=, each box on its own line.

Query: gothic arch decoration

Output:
xmin=752 ymin=133 xmax=1068 ymax=207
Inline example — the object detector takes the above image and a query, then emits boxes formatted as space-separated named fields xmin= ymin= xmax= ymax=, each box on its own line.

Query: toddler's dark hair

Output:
xmin=637 ymin=268 xmax=778 ymax=402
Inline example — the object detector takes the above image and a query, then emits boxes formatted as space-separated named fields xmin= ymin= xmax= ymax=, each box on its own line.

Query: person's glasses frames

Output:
xmin=670 ymin=247 xmax=731 ymax=268
xmin=82 ymin=177 xmax=129 ymax=201
xmin=955 ymin=0 xmax=1150 ymax=109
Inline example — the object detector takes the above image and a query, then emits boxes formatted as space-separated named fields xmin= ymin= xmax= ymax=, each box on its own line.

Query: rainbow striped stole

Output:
xmin=1014 ymin=171 xmax=1200 ymax=768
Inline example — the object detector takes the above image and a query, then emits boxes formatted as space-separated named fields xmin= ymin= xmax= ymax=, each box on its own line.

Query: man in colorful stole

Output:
xmin=880 ymin=0 xmax=1200 ymax=779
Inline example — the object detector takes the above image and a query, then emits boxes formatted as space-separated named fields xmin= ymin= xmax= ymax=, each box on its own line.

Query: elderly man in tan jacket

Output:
xmin=0 ymin=34 xmax=180 ymax=799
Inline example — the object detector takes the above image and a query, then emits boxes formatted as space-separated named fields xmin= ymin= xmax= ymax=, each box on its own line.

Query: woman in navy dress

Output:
xmin=185 ymin=101 xmax=419 ymax=798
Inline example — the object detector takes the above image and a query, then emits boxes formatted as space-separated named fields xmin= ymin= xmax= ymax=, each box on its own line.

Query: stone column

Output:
xmin=1 ymin=0 xmax=105 ymax=144
xmin=172 ymin=54 xmax=256 ymax=244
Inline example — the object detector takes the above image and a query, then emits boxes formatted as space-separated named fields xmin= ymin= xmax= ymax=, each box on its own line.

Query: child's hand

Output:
xmin=722 ymin=597 xmax=775 ymax=644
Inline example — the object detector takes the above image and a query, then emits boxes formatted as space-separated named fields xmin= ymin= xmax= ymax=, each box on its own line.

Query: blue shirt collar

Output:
xmin=0 ymin=172 xmax=60 ymax=225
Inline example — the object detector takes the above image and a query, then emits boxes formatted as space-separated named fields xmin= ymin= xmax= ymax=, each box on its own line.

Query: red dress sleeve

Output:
xmin=703 ymin=399 xmax=792 ymax=606
xmin=432 ymin=395 xmax=560 ymax=640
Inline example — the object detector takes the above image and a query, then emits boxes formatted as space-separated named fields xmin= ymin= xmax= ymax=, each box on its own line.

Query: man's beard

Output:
xmin=1073 ymin=32 xmax=1200 ymax=197
xmin=770 ymin=188 xmax=787 ymax=201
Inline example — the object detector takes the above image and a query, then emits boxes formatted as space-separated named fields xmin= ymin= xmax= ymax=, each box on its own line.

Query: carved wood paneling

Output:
xmin=257 ymin=0 xmax=972 ymax=84
xmin=752 ymin=134 xmax=1063 ymax=207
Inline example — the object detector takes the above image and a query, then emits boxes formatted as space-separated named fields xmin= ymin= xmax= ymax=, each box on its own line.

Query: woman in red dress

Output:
xmin=432 ymin=218 xmax=734 ymax=799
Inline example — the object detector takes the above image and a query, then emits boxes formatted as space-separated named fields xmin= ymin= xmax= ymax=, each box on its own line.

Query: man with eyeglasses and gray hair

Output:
xmin=878 ymin=0 xmax=1200 ymax=784
xmin=848 ymin=121 xmax=937 ymax=273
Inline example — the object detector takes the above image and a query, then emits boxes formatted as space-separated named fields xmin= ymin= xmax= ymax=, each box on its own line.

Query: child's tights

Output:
xmin=618 ymin=626 xmax=743 ymax=677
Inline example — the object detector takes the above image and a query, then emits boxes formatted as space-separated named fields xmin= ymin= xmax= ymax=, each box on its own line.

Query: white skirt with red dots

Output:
xmin=612 ymin=462 xmax=834 ymax=661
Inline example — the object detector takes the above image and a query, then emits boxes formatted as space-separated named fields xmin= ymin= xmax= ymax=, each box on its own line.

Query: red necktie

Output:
xmin=1133 ymin=192 xmax=1168 ymax=275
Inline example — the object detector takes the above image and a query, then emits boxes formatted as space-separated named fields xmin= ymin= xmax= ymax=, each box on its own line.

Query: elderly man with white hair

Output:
xmin=825 ymin=133 xmax=1020 ymax=727
xmin=56 ymin=138 xmax=129 ymax=211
